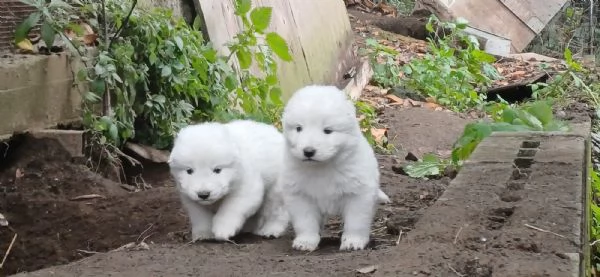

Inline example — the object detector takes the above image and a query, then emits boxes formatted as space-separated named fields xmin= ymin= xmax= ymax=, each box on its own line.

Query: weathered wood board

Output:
xmin=192 ymin=0 xmax=354 ymax=100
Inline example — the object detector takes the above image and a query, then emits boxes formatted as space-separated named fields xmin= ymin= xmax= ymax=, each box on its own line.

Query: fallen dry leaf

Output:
xmin=370 ymin=128 xmax=388 ymax=144
xmin=83 ymin=34 xmax=98 ymax=45
xmin=80 ymin=22 xmax=94 ymax=35
xmin=423 ymin=102 xmax=441 ymax=109
xmin=385 ymin=94 xmax=404 ymax=104
xmin=15 ymin=168 xmax=24 ymax=179
xmin=0 ymin=212 xmax=8 ymax=227
xmin=356 ymin=265 xmax=378 ymax=274
xmin=16 ymin=39 xmax=34 ymax=52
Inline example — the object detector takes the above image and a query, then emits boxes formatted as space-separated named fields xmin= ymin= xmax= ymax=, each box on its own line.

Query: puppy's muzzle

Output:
xmin=303 ymin=147 xmax=316 ymax=158
xmin=197 ymin=191 xmax=211 ymax=200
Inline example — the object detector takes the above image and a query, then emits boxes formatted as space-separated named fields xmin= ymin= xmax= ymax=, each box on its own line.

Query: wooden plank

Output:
xmin=447 ymin=0 xmax=535 ymax=51
xmin=499 ymin=0 xmax=568 ymax=33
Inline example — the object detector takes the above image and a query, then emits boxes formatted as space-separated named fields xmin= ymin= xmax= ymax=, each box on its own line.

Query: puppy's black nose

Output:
xmin=303 ymin=147 xmax=316 ymax=158
xmin=197 ymin=191 xmax=211 ymax=200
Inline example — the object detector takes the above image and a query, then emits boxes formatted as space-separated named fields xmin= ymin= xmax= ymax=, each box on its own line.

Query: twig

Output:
xmin=453 ymin=226 xmax=463 ymax=244
xmin=0 ymin=233 xmax=18 ymax=269
xmin=447 ymin=264 xmax=465 ymax=277
xmin=76 ymin=249 xmax=102 ymax=255
xmin=395 ymin=229 xmax=403 ymax=245
xmin=136 ymin=224 xmax=154 ymax=243
xmin=524 ymin=223 xmax=566 ymax=239
xmin=590 ymin=239 xmax=600 ymax=246
xmin=108 ymin=0 xmax=138 ymax=49
xmin=70 ymin=194 xmax=106 ymax=201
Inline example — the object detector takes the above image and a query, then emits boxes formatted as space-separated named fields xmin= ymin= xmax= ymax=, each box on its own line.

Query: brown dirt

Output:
xmin=0 ymin=106 xmax=460 ymax=277
xmin=1 ymin=103 xmax=589 ymax=277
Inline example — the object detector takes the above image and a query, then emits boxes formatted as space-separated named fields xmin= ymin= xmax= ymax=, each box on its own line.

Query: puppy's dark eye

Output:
xmin=296 ymin=126 xmax=302 ymax=132
xmin=186 ymin=168 xmax=194 ymax=175
xmin=213 ymin=168 xmax=222 ymax=174
xmin=323 ymin=128 xmax=333 ymax=134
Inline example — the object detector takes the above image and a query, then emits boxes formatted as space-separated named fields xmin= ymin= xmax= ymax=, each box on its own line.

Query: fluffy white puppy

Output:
xmin=280 ymin=85 xmax=389 ymax=252
xmin=168 ymin=120 xmax=289 ymax=242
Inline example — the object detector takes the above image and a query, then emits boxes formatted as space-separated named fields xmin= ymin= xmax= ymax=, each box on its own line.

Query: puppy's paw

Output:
xmin=212 ymin=225 xmax=238 ymax=241
xmin=191 ymin=229 xmax=213 ymax=242
xmin=292 ymin=234 xmax=320 ymax=251
xmin=377 ymin=189 xmax=391 ymax=204
xmin=339 ymin=234 xmax=369 ymax=251
xmin=253 ymin=222 xmax=287 ymax=238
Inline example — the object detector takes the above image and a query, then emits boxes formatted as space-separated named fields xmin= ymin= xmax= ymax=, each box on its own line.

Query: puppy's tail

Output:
xmin=377 ymin=189 xmax=391 ymax=204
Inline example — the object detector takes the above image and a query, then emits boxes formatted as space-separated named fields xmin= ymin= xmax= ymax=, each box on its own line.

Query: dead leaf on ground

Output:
xmin=0 ymin=212 xmax=8 ymax=227
xmin=370 ymin=128 xmax=388 ymax=144
xmin=423 ymin=102 xmax=441 ymax=109
xmin=385 ymin=94 xmax=404 ymax=104
xmin=356 ymin=265 xmax=378 ymax=274
xmin=83 ymin=34 xmax=98 ymax=45
xmin=16 ymin=39 xmax=34 ymax=52
xmin=15 ymin=168 xmax=24 ymax=179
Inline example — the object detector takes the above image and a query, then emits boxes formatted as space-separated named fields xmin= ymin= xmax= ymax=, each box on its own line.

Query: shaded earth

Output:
xmin=0 ymin=106 xmax=463 ymax=276
xmin=2 ymin=105 xmax=587 ymax=277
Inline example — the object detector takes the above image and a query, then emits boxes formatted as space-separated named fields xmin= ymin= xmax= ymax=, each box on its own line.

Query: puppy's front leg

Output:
xmin=179 ymin=193 xmax=214 ymax=241
xmin=287 ymin=194 xmax=322 ymax=251
xmin=212 ymin=179 xmax=264 ymax=241
xmin=340 ymin=193 xmax=376 ymax=251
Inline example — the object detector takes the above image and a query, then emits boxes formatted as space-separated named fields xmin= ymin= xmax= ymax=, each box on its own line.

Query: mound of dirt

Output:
xmin=0 ymin=136 xmax=187 ymax=275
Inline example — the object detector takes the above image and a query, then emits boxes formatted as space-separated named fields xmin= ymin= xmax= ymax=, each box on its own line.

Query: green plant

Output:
xmin=225 ymin=0 xmax=293 ymax=125
xmin=14 ymin=0 xmax=84 ymax=51
xmin=530 ymin=48 xmax=599 ymax=106
xmin=404 ymin=100 xmax=569 ymax=178
xmin=79 ymin=1 xmax=238 ymax=149
xmin=590 ymin=168 xmax=600 ymax=273
xmin=401 ymin=16 xmax=502 ymax=112
xmin=69 ymin=0 xmax=292 ymax=151
xmin=355 ymin=100 xmax=394 ymax=153
xmin=366 ymin=38 xmax=404 ymax=88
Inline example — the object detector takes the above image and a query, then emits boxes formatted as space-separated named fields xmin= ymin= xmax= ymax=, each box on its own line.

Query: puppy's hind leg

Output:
xmin=252 ymin=187 xmax=290 ymax=238
xmin=180 ymin=193 xmax=214 ymax=242
xmin=340 ymin=193 xmax=376 ymax=251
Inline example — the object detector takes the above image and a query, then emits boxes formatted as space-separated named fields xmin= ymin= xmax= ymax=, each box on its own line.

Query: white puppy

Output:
xmin=168 ymin=120 xmax=289 ymax=242
xmin=280 ymin=85 xmax=389 ymax=252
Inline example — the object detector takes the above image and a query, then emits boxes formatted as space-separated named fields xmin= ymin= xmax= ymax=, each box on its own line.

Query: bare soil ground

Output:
xmin=0 ymin=6 xmax=592 ymax=277
xmin=0 ymin=106 xmax=470 ymax=276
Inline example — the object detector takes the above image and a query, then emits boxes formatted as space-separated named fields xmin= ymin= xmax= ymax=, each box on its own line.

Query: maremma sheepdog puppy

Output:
xmin=168 ymin=120 xmax=290 ymax=242
xmin=280 ymin=85 xmax=390 ymax=251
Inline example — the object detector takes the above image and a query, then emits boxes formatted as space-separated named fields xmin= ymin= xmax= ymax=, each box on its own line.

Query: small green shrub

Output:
xmin=404 ymin=100 xmax=569 ymax=178
xmin=401 ymin=16 xmax=502 ymax=112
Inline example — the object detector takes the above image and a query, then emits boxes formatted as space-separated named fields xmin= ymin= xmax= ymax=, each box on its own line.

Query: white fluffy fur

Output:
xmin=168 ymin=120 xmax=289 ymax=242
xmin=280 ymin=85 xmax=389 ymax=251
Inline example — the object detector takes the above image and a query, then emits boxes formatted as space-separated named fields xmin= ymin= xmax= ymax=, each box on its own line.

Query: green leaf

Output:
xmin=250 ymin=7 xmax=272 ymax=33
xmin=455 ymin=17 xmax=469 ymax=29
xmin=471 ymin=49 xmax=496 ymax=63
xmin=14 ymin=12 xmax=41 ymax=43
xmin=269 ymin=87 xmax=283 ymax=105
xmin=40 ymin=22 xmax=56 ymax=49
xmin=109 ymin=123 xmax=119 ymax=144
xmin=564 ymin=47 xmax=573 ymax=62
xmin=235 ymin=0 xmax=252 ymax=15
xmin=192 ymin=15 xmax=203 ymax=31
xmin=403 ymin=153 xmax=444 ymax=178
xmin=174 ymin=36 xmax=184 ymax=51
xmin=265 ymin=32 xmax=292 ymax=62
xmin=161 ymin=66 xmax=172 ymax=77
xmin=236 ymin=48 xmax=252 ymax=69
xmin=525 ymin=101 xmax=553 ymax=127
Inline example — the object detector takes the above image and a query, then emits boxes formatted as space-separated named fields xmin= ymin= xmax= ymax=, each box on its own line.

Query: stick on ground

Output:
xmin=0 ymin=233 xmax=17 ymax=269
